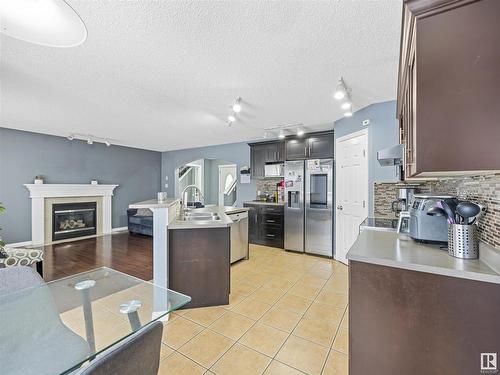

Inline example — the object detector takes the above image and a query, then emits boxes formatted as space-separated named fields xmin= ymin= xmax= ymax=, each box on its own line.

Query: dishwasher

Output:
xmin=228 ymin=211 xmax=249 ymax=263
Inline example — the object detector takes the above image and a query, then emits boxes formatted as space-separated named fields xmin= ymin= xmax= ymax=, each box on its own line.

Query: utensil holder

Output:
xmin=448 ymin=224 xmax=479 ymax=259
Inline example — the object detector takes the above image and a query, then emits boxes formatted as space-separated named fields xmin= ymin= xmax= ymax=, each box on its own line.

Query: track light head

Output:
xmin=297 ymin=127 xmax=305 ymax=136
xmin=334 ymin=78 xmax=347 ymax=100
xmin=87 ymin=138 xmax=93 ymax=145
xmin=105 ymin=140 xmax=111 ymax=147
xmin=67 ymin=135 xmax=74 ymax=141
xmin=232 ymin=97 xmax=242 ymax=113
xmin=278 ymin=129 xmax=286 ymax=139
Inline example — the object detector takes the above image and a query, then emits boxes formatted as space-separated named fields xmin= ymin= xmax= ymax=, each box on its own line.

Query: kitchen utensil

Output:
xmin=439 ymin=200 xmax=456 ymax=224
xmin=427 ymin=207 xmax=447 ymax=217
xmin=456 ymin=202 xmax=481 ymax=225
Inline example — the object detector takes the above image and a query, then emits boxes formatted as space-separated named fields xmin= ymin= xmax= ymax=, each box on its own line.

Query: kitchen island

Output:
xmin=129 ymin=199 xmax=249 ymax=309
xmin=346 ymin=230 xmax=500 ymax=375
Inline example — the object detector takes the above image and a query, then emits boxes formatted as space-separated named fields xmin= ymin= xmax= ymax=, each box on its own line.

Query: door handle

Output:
xmin=337 ymin=205 xmax=343 ymax=210
xmin=266 ymin=234 xmax=275 ymax=237
xmin=266 ymin=220 xmax=276 ymax=223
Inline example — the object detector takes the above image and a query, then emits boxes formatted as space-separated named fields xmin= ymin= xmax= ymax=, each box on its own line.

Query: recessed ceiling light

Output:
xmin=0 ymin=0 xmax=88 ymax=48
xmin=297 ymin=127 xmax=305 ymax=136
xmin=232 ymin=98 xmax=242 ymax=113
xmin=227 ymin=115 xmax=236 ymax=123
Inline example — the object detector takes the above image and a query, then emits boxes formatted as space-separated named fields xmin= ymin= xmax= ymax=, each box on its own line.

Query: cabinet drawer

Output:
xmin=260 ymin=226 xmax=284 ymax=248
xmin=261 ymin=214 xmax=283 ymax=227
xmin=260 ymin=205 xmax=284 ymax=215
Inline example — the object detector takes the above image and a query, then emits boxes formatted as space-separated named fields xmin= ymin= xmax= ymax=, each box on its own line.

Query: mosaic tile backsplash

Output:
xmin=374 ymin=174 xmax=500 ymax=249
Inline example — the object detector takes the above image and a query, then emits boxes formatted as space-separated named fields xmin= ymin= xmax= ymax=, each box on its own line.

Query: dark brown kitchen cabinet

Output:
xmin=285 ymin=131 xmax=334 ymax=160
xmin=397 ymin=0 xmax=500 ymax=178
xmin=285 ymin=137 xmax=308 ymax=160
xmin=350 ymin=261 xmax=500 ymax=375
xmin=307 ymin=133 xmax=334 ymax=159
xmin=249 ymin=141 xmax=285 ymax=179
xmin=243 ymin=203 xmax=284 ymax=248
xmin=250 ymin=144 xmax=267 ymax=179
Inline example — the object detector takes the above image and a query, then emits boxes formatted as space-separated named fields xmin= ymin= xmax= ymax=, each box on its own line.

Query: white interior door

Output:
xmin=335 ymin=130 xmax=368 ymax=264
xmin=218 ymin=164 xmax=237 ymax=206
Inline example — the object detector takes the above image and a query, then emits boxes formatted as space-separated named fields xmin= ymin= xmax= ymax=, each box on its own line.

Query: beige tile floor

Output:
xmin=158 ymin=244 xmax=349 ymax=375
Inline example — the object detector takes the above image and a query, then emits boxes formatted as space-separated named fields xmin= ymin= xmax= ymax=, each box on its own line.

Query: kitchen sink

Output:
xmin=179 ymin=212 xmax=221 ymax=221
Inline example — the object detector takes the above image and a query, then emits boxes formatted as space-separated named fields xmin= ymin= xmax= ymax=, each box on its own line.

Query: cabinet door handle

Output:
xmin=266 ymin=234 xmax=275 ymax=237
xmin=266 ymin=219 xmax=276 ymax=223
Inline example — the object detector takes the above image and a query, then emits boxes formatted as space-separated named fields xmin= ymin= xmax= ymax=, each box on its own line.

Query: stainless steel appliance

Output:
xmin=284 ymin=160 xmax=304 ymax=252
xmin=264 ymin=162 xmax=284 ymax=178
xmin=409 ymin=194 xmax=455 ymax=243
xmin=228 ymin=211 xmax=249 ymax=263
xmin=391 ymin=185 xmax=419 ymax=217
xmin=284 ymin=159 xmax=334 ymax=257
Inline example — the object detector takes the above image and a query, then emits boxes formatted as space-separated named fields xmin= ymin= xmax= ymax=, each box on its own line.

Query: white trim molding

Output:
xmin=24 ymin=184 xmax=118 ymax=245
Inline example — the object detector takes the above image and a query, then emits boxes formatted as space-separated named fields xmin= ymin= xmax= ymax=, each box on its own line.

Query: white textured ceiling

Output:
xmin=0 ymin=0 xmax=402 ymax=151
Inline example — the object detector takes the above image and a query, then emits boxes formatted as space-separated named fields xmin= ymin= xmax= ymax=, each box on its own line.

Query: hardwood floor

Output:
xmin=40 ymin=232 xmax=153 ymax=282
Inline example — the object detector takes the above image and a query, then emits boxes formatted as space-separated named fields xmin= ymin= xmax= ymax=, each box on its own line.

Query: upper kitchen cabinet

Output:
xmin=249 ymin=141 xmax=285 ymax=179
xmin=398 ymin=0 xmax=500 ymax=178
xmin=285 ymin=131 xmax=334 ymax=160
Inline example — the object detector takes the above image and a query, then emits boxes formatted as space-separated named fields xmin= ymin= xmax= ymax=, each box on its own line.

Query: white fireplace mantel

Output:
xmin=24 ymin=184 xmax=118 ymax=245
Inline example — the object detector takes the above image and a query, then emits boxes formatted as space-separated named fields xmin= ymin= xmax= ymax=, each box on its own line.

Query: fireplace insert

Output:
xmin=52 ymin=202 xmax=97 ymax=241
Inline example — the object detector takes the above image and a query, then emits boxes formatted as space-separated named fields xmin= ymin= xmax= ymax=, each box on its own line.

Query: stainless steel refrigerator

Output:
xmin=284 ymin=159 xmax=333 ymax=257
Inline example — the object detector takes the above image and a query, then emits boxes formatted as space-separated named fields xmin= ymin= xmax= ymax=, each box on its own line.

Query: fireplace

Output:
xmin=52 ymin=202 xmax=97 ymax=241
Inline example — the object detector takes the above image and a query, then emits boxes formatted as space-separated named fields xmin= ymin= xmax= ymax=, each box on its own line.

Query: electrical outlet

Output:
xmin=363 ymin=119 xmax=370 ymax=126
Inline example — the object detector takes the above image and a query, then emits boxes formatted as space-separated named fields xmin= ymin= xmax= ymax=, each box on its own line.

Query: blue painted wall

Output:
xmin=334 ymin=100 xmax=399 ymax=214
xmin=162 ymin=142 xmax=257 ymax=206
xmin=0 ymin=128 xmax=162 ymax=243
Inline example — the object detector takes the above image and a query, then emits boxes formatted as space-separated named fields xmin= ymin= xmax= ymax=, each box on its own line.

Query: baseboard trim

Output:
xmin=112 ymin=226 xmax=128 ymax=233
xmin=5 ymin=240 xmax=33 ymax=248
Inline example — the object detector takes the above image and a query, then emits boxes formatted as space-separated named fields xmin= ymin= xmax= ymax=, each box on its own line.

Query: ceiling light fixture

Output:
xmin=232 ymin=97 xmax=242 ymax=113
xmin=343 ymin=103 xmax=353 ymax=117
xmin=0 ymin=0 xmax=88 ymax=48
xmin=297 ymin=127 xmax=305 ymax=136
xmin=105 ymin=141 xmax=111 ymax=147
xmin=227 ymin=115 xmax=236 ymax=123
xmin=278 ymin=129 xmax=286 ymax=139
xmin=67 ymin=135 xmax=74 ymax=141
xmin=87 ymin=137 xmax=93 ymax=145
xmin=333 ymin=78 xmax=347 ymax=100
xmin=341 ymin=100 xmax=352 ymax=110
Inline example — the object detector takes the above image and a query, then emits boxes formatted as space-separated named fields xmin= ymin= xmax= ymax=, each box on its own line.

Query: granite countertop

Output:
xmin=129 ymin=198 xmax=180 ymax=209
xmin=243 ymin=201 xmax=285 ymax=206
xmin=347 ymin=230 xmax=500 ymax=284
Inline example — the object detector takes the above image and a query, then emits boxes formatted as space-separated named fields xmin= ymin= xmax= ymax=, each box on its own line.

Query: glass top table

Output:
xmin=0 ymin=267 xmax=191 ymax=375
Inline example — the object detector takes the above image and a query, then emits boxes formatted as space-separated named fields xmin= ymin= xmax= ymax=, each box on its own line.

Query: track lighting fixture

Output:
xmin=297 ymin=127 xmax=305 ymax=136
xmin=333 ymin=78 xmax=347 ymax=100
xmin=227 ymin=115 xmax=236 ymax=123
xmin=232 ymin=97 xmax=242 ymax=113
xmin=67 ymin=133 xmax=112 ymax=146
xmin=278 ymin=129 xmax=286 ymax=139
xmin=341 ymin=100 xmax=351 ymax=110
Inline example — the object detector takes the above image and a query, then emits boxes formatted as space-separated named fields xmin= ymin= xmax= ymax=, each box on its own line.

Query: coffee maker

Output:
xmin=391 ymin=185 xmax=419 ymax=217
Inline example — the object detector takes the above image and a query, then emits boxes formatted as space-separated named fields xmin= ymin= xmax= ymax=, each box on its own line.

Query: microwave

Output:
xmin=264 ymin=163 xmax=284 ymax=178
